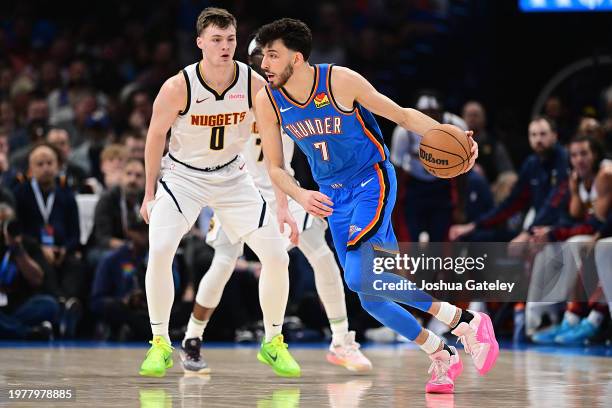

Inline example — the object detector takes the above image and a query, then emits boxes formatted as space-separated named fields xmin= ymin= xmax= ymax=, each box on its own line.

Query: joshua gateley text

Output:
xmin=372 ymin=279 xmax=516 ymax=293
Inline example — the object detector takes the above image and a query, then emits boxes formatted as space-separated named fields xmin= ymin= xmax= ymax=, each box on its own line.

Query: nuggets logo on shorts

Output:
xmin=314 ymin=92 xmax=330 ymax=108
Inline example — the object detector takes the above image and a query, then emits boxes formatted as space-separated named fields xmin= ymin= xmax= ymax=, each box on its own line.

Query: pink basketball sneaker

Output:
xmin=451 ymin=311 xmax=499 ymax=375
xmin=326 ymin=331 xmax=373 ymax=372
xmin=426 ymin=346 xmax=462 ymax=394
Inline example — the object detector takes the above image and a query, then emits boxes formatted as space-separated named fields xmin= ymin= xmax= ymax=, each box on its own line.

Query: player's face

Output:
xmin=261 ymin=40 xmax=295 ymax=89
xmin=528 ymin=119 xmax=557 ymax=155
xmin=569 ymin=140 xmax=595 ymax=179
xmin=197 ymin=25 xmax=237 ymax=66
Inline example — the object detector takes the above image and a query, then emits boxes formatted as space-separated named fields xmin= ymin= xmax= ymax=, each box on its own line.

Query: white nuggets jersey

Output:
xmin=169 ymin=60 xmax=253 ymax=168
xmin=243 ymin=121 xmax=295 ymax=200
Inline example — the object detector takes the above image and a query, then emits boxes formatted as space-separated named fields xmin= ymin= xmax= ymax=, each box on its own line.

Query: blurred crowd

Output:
xmin=1 ymin=1 xmax=611 ymax=347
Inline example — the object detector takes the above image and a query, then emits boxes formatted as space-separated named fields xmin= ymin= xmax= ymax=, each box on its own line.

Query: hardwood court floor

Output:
xmin=1 ymin=344 xmax=611 ymax=407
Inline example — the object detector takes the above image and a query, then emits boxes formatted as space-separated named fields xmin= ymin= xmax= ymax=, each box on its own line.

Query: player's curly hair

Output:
xmin=196 ymin=7 xmax=237 ymax=36
xmin=256 ymin=18 xmax=312 ymax=61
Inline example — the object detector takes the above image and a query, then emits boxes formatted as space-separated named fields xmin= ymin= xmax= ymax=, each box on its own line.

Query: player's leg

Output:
xmin=140 ymin=180 xmax=199 ymax=377
xmin=297 ymin=215 xmax=372 ymax=371
xmin=213 ymin=166 xmax=298 ymax=377
xmin=241 ymin=219 xmax=303 ymax=377
xmin=181 ymin=226 xmax=243 ymax=374
xmin=344 ymin=162 xmax=497 ymax=388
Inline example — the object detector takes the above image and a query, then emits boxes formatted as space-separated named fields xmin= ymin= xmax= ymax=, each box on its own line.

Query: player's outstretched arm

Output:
xmin=255 ymin=87 xmax=333 ymax=219
xmin=140 ymin=73 xmax=187 ymax=223
xmin=331 ymin=66 xmax=439 ymax=134
xmin=331 ymin=66 xmax=478 ymax=172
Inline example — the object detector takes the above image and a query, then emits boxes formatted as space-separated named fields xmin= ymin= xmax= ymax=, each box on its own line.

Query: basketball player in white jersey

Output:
xmin=138 ymin=8 xmax=301 ymax=378
xmin=179 ymin=40 xmax=372 ymax=374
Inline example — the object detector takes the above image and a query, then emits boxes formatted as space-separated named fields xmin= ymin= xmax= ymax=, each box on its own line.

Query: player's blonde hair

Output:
xmin=196 ymin=7 xmax=237 ymax=36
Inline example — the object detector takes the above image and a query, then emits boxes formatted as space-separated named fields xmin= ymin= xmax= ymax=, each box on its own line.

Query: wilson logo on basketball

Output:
xmin=419 ymin=149 xmax=449 ymax=166
xmin=314 ymin=92 xmax=330 ymax=108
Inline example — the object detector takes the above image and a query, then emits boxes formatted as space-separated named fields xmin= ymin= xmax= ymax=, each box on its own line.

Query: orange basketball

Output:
xmin=419 ymin=124 xmax=472 ymax=178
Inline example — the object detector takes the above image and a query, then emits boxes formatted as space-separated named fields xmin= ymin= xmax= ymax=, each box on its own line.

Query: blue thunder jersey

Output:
xmin=265 ymin=64 xmax=390 ymax=187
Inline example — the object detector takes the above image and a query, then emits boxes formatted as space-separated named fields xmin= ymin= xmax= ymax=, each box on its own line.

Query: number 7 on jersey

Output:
xmin=313 ymin=141 xmax=330 ymax=161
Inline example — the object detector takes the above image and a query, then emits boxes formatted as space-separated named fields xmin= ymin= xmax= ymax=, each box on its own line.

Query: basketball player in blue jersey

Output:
xmin=254 ymin=19 xmax=499 ymax=394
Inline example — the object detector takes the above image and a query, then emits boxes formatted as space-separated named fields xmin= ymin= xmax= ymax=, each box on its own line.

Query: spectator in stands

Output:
xmin=450 ymin=116 xmax=569 ymax=242
xmin=462 ymin=101 xmax=517 ymax=202
xmin=577 ymin=117 xmax=609 ymax=156
xmin=69 ymin=110 xmax=114 ymax=178
xmin=9 ymin=97 xmax=49 ymax=160
xmin=0 ymin=203 xmax=59 ymax=340
xmin=390 ymin=91 xmax=466 ymax=241
xmin=88 ymin=158 xmax=144 ymax=264
xmin=99 ymin=144 xmax=128 ymax=191
xmin=543 ymin=95 xmax=572 ymax=144
xmin=13 ymin=144 xmax=85 ymax=305
xmin=48 ymin=59 xmax=108 ymax=131
xmin=122 ymin=132 xmax=146 ymax=162
xmin=45 ymin=127 xmax=91 ymax=193
xmin=0 ymin=128 xmax=18 ymax=192
xmin=126 ymin=90 xmax=152 ymax=136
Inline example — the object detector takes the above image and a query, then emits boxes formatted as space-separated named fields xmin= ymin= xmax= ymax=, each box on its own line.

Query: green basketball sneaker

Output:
xmin=257 ymin=334 xmax=301 ymax=377
xmin=139 ymin=335 xmax=174 ymax=377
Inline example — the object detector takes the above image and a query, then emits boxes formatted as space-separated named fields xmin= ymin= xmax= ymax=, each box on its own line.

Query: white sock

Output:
xmin=434 ymin=302 xmax=459 ymax=326
xmin=587 ymin=310 xmax=604 ymax=328
xmin=419 ymin=329 xmax=443 ymax=354
xmin=184 ymin=314 xmax=208 ymax=343
xmin=330 ymin=316 xmax=349 ymax=345
xmin=564 ymin=311 xmax=581 ymax=326
xmin=150 ymin=323 xmax=171 ymax=344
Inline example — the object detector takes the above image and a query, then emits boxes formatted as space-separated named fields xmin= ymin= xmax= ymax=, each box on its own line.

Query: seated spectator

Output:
xmin=450 ymin=116 xmax=569 ymax=243
xmin=528 ymin=136 xmax=611 ymax=345
xmin=9 ymin=97 xmax=50 ymax=169
xmin=88 ymin=158 xmax=145 ymax=264
xmin=46 ymin=127 xmax=91 ymax=193
xmin=83 ymin=144 xmax=128 ymax=194
xmin=13 ymin=144 xmax=87 ymax=307
xmin=0 ymin=203 xmax=59 ymax=340
xmin=0 ymin=128 xmax=18 ymax=193
xmin=69 ymin=111 xmax=115 ymax=177
xmin=122 ymin=132 xmax=146 ymax=161
xmin=462 ymin=100 xmax=517 ymax=202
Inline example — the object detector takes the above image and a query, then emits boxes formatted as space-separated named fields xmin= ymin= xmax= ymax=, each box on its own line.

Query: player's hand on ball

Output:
xmin=298 ymin=189 xmax=334 ymax=218
xmin=140 ymin=193 xmax=156 ymax=224
xmin=277 ymin=206 xmax=299 ymax=246
xmin=462 ymin=130 xmax=478 ymax=174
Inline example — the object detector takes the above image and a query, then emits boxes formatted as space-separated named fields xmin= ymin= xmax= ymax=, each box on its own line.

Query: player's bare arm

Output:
xmin=140 ymin=72 xmax=187 ymax=223
xmin=251 ymin=71 xmax=299 ymax=244
xmin=330 ymin=66 xmax=478 ymax=171
xmin=255 ymin=87 xmax=333 ymax=218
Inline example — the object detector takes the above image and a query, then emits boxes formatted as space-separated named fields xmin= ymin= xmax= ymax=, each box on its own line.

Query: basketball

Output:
xmin=419 ymin=124 xmax=472 ymax=178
